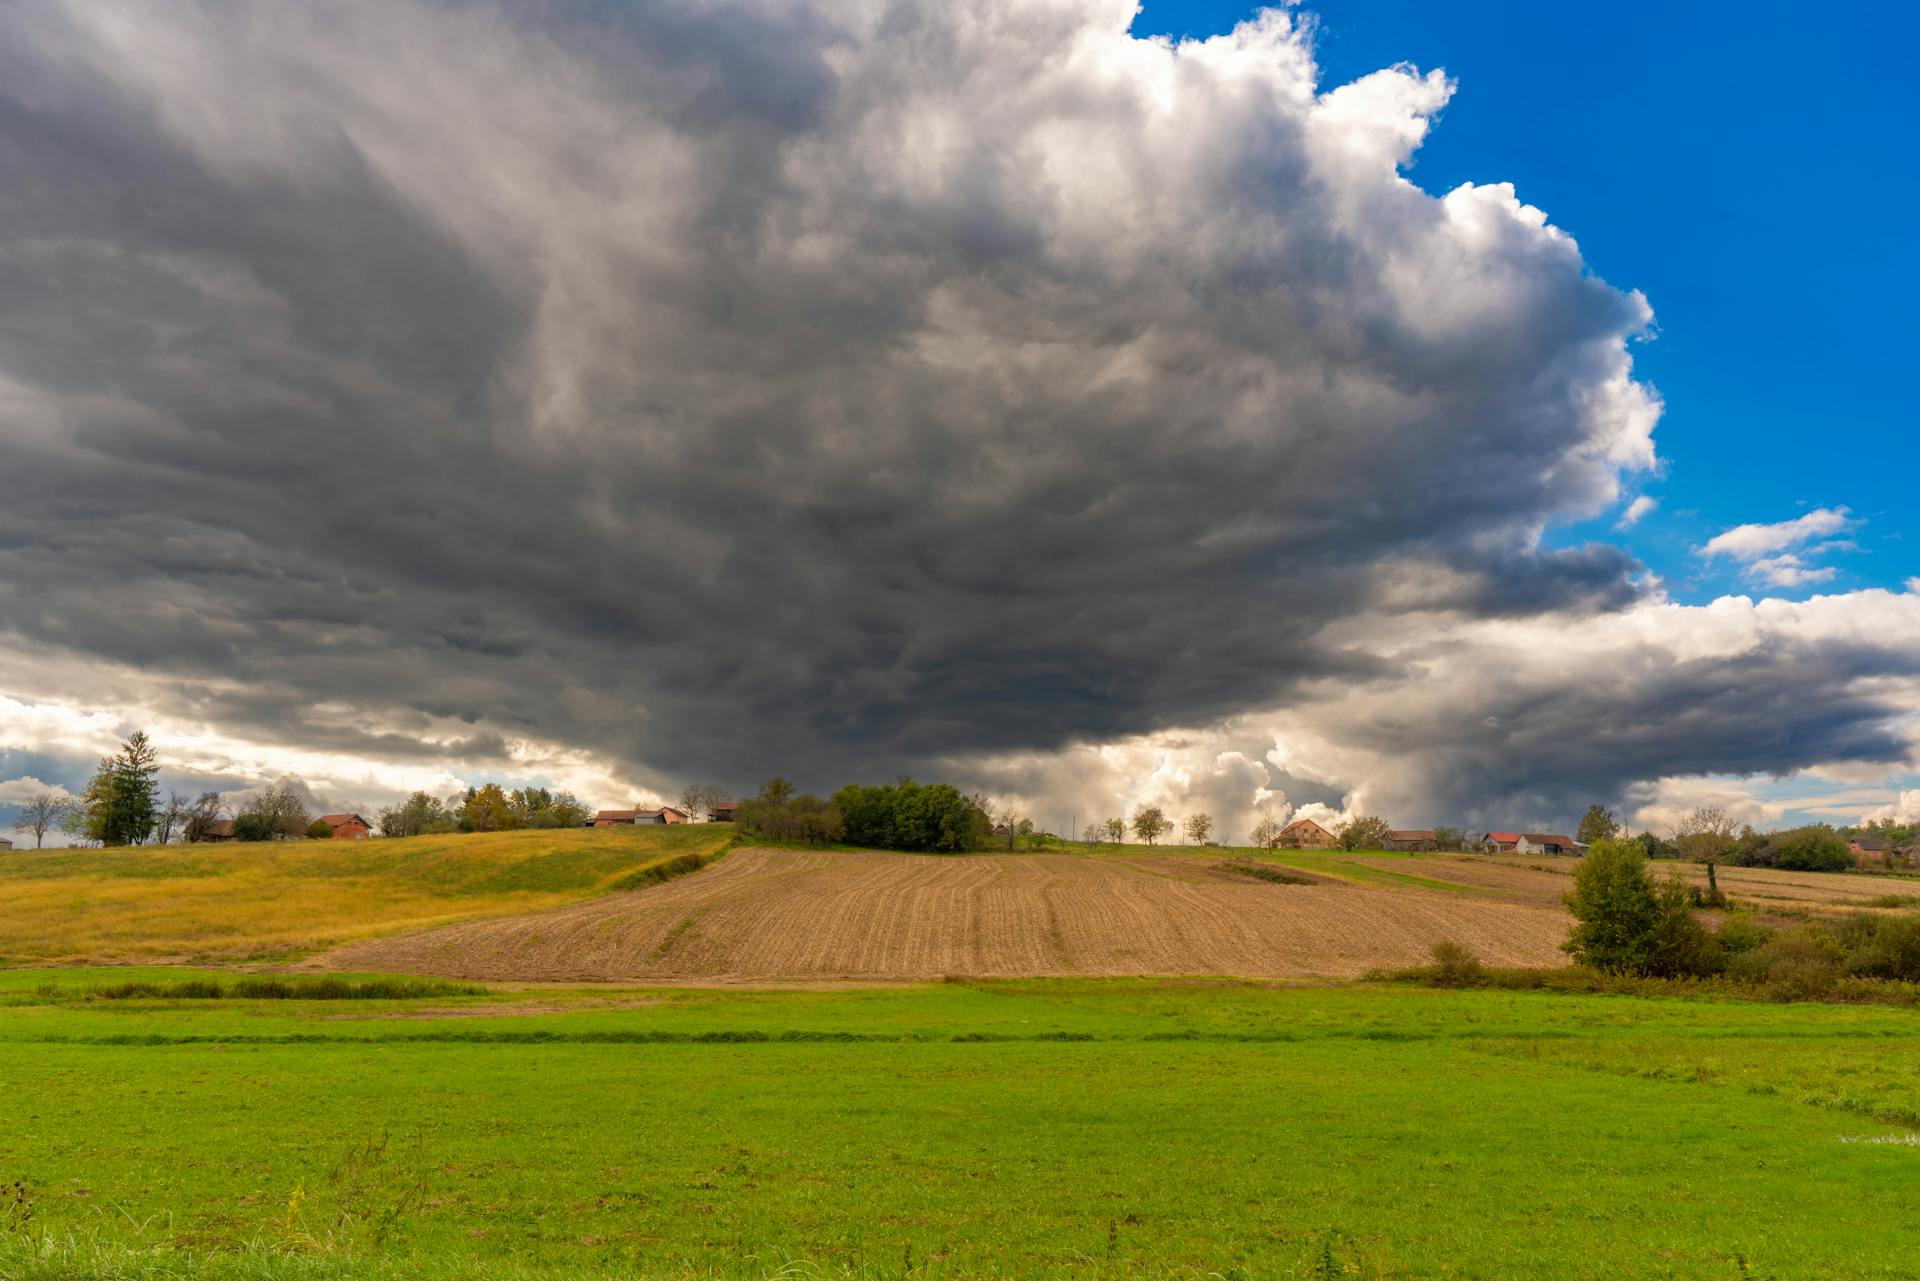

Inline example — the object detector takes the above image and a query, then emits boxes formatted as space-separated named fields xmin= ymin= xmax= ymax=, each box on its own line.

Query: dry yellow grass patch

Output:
xmin=0 ymin=825 xmax=729 ymax=965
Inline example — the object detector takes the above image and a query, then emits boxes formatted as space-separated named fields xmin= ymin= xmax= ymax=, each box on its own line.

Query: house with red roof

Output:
xmin=319 ymin=813 xmax=372 ymax=840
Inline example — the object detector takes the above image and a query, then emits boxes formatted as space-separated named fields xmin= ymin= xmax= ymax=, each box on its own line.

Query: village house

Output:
xmin=0 ymin=836 xmax=12 ymax=851
xmin=1385 ymin=830 xmax=1435 ymax=852
xmin=197 ymin=819 xmax=237 ymax=842
xmin=1483 ymin=832 xmax=1521 ymax=853
xmin=710 ymin=802 xmax=737 ymax=821
xmin=318 ymin=812 xmax=373 ymax=840
xmin=593 ymin=807 xmax=689 ymax=827
xmin=1279 ymin=818 xmax=1338 ymax=849
xmin=1518 ymin=833 xmax=1581 ymax=856
xmin=1846 ymin=836 xmax=1885 ymax=858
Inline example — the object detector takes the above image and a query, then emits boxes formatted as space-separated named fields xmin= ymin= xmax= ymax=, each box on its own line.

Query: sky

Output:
xmin=1 ymin=0 xmax=1915 ymax=844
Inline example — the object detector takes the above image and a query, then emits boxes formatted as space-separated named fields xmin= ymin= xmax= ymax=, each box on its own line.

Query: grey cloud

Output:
xmin=0 ymin=0 xmax=1734 ymax=805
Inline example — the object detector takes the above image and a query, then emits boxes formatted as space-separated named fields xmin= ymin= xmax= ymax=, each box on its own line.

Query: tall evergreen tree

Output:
xmin=80 ymin=731 xmax=162 ymax=845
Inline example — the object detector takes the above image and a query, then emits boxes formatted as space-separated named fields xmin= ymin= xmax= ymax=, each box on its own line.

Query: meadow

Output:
xmin=1 ymin=973 xmax=1917 ymax=1280
xmin=0 ymin=826 xmax=730 ymax=966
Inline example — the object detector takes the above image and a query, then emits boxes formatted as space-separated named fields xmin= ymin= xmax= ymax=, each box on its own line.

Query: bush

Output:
xmin=1645 ymin=876 xmax=1722 ymax=977
xmin=1841 ymin=913 xmax=1920 ymax=982
xmin=307 ymin=818 xmax=333 ymax=840
xmin=1749 ymin=927 xmax=1848 ymax=1001
xmin=1428 ymin=940 xmax=1485 ymax=987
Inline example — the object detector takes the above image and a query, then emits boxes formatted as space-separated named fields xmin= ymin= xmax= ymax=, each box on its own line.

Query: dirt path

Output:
xmin=318 ymin=847 xmax=1572 ymax=982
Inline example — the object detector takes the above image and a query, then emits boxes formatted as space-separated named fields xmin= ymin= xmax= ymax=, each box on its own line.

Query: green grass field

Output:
xmin=0 ymin=826 xmax=730 ymax=966
xmin=2 ymin=973 xmax=1916 ymax=1280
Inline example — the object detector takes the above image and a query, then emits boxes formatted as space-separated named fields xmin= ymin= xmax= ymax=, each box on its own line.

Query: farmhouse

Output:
xmin=1518 ymin=833 xmax=1581 ymax=856
xmin=318 ymin=812 xmax=373 ymax=840
xmin=1280 ymin=818 xmax=1338 ymax=849
xmin=199 ymin=820 xmax=237 ymax=842
xmin=1386 ymin=830 xmax=1435 ymax=851
xmin=1846 ymin=836 xmax=1885 ymax=857
xmin=594 ymin=808 xmax=689 ymax=827
xmin=1483 ymin=832 xmax=1521 ymax=852
xmin=711 ymin=802 xmax=737 ymax=821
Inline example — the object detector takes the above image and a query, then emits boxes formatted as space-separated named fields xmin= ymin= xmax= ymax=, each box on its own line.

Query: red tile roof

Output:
xmin=1485 ymin=832 xmax=1521 ymax=843
xmin=319 ymin=813 xmax=369 ymax=827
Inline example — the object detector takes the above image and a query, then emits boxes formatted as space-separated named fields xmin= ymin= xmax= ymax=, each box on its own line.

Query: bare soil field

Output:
xmin=1351 ymin=854 xmax=1900 ymax=916
xmin=321 ymin=847 xmax=1573 ymax=981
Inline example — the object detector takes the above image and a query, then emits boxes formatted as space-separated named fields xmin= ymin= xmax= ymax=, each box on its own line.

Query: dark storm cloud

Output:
xmin=6 ymin=0 xmax=1907 ymax=824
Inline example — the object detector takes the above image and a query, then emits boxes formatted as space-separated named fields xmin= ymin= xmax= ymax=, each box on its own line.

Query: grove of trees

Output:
xmin=830 ymin=779 xmax=992 ymax=852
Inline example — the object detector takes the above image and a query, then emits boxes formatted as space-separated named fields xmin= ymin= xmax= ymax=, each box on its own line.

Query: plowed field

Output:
xmin=321 ymin=847 xmax=1572 ymax=981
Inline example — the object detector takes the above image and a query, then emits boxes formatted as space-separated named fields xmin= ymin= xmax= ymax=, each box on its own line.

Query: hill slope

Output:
xmin=320 ymin=846 xmax=1574 ymax=981
xmin=0 ymin=826 xmax=730 ymax=965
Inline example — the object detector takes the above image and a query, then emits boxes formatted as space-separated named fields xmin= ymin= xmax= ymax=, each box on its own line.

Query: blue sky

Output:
xmin=1139 ymin=0 xmax=1916 ymax=601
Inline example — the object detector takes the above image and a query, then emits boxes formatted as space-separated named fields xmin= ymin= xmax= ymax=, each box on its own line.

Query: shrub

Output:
xmin=1428 ymin=940 xmax=1485 ymax=987
xmin=1714 ymin=911 xmax=1768 ymax=957
xmin=1842 ymin=913 xmax=1920 ymax=982
xmin=1645 ymin=876 xmax=1722 ymax=977
xmin=1750 ymin=927 xmax=1848 ymax=1001
xmin=307 ymin=818 xmax=333 ymax=840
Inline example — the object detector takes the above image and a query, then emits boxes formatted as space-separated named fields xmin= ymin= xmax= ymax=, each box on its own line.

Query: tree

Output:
xmin=9 ymin=791 xmax=75 ymax=849
xmin=460 ymin=783 xmax=517 ymax=832
xmin=677 ymin=784 xmax=732 ymax=822
xmin=1675 ymin=806 xmax=1737 ymax=902
xmin=1131 ymin=807 xmax=1169 ymax=846
xmin=1764 ymin=826 xmax=1852 ymax=872
xmin=1564 ymin=837 xmax=1718 ymax=978
xmin=1338 ymin=815 xmax=1392 ymax=851
xmin=1103 ymin=817 xmax=1125 ymax=844
xmin=736 ymin=777 xmax=844 ymax=846
xmin=1576 ymin=805 xmax=1619 ymax=846
xmin=154 ymin=791 xmax=190 ymax=845
xmin=832 ymin=780 xmax=990 ymax=852
xmin=541 ymin=792 xmax=592 ymax=829
xmin=233 ymin=784 xmax=311 ymax=842
xmin=1431 ymin=825 xmax=1464 ymax=852
xmin=77 ymin=731 xmax=162 ymax=846
xmin=1184 ymin=812 xmax=1214 ymax=845
xmin=1248 ymin=816 xmax=1282 ymax=850
xmin=307 ymin=818 xmax=334 ymax=840
xmin=182 ymin=792 xmax=226 ymax=843
xmin=378 ymin=791 xmax=449 ymax=838
xmin=1562 ymin=838 xmax=1660 ymax=973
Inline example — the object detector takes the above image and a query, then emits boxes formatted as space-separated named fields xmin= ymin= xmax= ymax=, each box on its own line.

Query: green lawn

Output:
xmin=1 ymin=976 xmax=1916 ymax=1279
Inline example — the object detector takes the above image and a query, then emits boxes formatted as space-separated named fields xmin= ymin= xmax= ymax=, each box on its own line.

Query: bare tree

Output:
xmin=1248 ymin=815 xmax=1283 ymax=850
xmin=182 ymin=792 xmax=226 ymax=842
xmin=677 ymin=784 xmax=732 ymax=821
xmin=1184 ymin=812 xmax=1214 ymax=845
xmin=1675 ymin=805 xmax=1737 ymax=903
xmin=154 ymin=791 xmax=190 ymax=844
xmin=10 ymin=792 xmax=75 ymax=849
